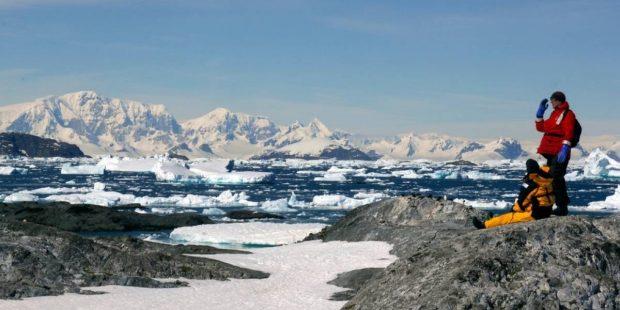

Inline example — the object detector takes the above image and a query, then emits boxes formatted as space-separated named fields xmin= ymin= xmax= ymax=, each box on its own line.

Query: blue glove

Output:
xmin=536 ymin=98 xmax=549 ymax=119
xmin=557 ymin=144 xmax=571 ymax=164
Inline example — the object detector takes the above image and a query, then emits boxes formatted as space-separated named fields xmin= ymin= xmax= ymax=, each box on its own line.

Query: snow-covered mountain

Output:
xmin=358 ymin=133 xmax=481 ymax=161
xmin=0 ymin=91 xmax=186 ymax=156
xmin=357 ymin=135 xmax=532 ymax=161
xmin=0 ymin=91 xmax=616 ymax=161
xmin=182 ymin=108 xmax=280 ymax=158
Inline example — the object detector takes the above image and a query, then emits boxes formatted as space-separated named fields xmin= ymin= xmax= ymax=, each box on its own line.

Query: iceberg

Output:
xmin=21 ymin=187 xmax=91 ymax=195
xmin=460 ymin=171 xmax=505 ymax=180
xmin=169 ymin=222 xmax=327 ymax=246
xmin=353 ymin=172 xmax=392 ymax=178
xmin=261 ymin=198 xmax=296 ymax=213
xmin=582 ymin=186 xmax=620 ymax=212
xmin=152 ymin=161 xmax=198 ymax=182
xmin=326 ymin=166 xmax=366 ymax=174
xmin=564 ymin=171 xmax=586 ymax=182
xmin=4 ymin=192 xmax=39 ymax=203
xmin=428 ymin=170 xmax=459 ymax=180
xmin=96 ymin=156 xmax=162 ymax=172
xmin=60 ymin=164 xmax=105 ymax=175
xmin=202 ymin=208 xmax=226 ymax=216
xmin=391 ymin=170 xmax=424 ymax=179
xmin=190 ymin=160 xmax=273 ymax=184
xmin=309 ymin=193 xmax=386 ymax=210
xmin=314 ymin=173 xmax=347 ymax=182
xmin=0 ymin=166 xmax=27 ymax=175
xmin=43 ymin=191 xmax=136 ymax=207
xmin=583 ymin=149 xmax=620 ymax=178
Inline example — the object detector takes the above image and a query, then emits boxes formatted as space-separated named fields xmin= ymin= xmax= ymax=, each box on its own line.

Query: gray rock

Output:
xmin=226 ymin=210 xmax=284 ymax=220
xmin=0 ymin=132 xmax=85 ymax=158
xmin=328 ymin=268 xmax=383 ymax=301
xmin=316 ymin=195 xmax=620 ymax=309
xmin=0 ymin=219 xmax=268 ymax=299
xmin=0 ymin=202 xmax=214 ymax=232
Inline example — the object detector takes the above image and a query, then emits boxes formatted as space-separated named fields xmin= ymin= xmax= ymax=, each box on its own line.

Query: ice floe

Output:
xmin=309 ymin=193 xmax=385 ymax=210
xmin=3 ymin=192 xmax=39 ymax=203
xmin=96 ymin=156 xmax=272 ymax=184
xmin=260 ymin=198 xmax=296 ymax=213
xmin=60 ymin=164 xmax=105 ymax=175
xmin=170 ymin=222 xmax=327 ymax=246
xmin=582 ymin=186 xmax=620 ymax=212
xmin=314 ymin=173 xmax=347 ymax=182
xmin=0 ymin=166 xmax=27 ymax=175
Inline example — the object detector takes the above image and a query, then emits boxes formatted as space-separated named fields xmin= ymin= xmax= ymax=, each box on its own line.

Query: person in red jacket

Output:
xmin=535 ymin=91 xmax=576 ymax=216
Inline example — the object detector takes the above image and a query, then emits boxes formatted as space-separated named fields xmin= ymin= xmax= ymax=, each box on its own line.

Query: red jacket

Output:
xmin=535 ymin=102 xmax=576 ymax=156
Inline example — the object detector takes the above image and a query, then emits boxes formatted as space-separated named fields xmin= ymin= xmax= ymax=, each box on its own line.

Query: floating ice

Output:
xmin=460 ymin=171 xmax=505 ymax=180
xmin=190 ymin=160 xmax=273 ymax=184
xmin=391 ymin=170 xmax=424 ymax=179
xmin=152 ymin=161 xmax=198 ymax=182
xmin=96 ymin=156 xmax=162 ymax=172
xmin=326 ymin=166 xmax=365 ymax=175
xmin=93 ymin=182 xmax=106 ymax=191
xmin=21 ymin=187 xmax=91 ymax=195
xmin=170 ymin=222 xmax=327 ymax=246
xmin=428 ymin=170 xmax=459 ymax=180
xmin=202 ymin=208 xmax=226 ymax=216
xmin=60 ymin=164 xmax=105 ymax=175
xmin=261 ymin=198 xmax=296 ymax=213
xmin=582 ymin=186 xmax=620 ymax=212
xmin=0 ymin=166 xmax=27 ymax=175
xmin=353 ymin=172 xmax=392 ymax=178
xmin=583 ymin=149 xmax=620 ymax=178
xmin=565 ymin=171 xmax=586 ymax=182
xmin=314 ymin=173 xmax=347 ymax=182
xmin=309 ymin=193 xmax=385 ymax=210
xmin=44 ymin=190 xmax=136 ymax=207
xmin=4 ymin=192 xmax=39 ymax=203
xmin=296 ymin=170 xmax=326 ymax=175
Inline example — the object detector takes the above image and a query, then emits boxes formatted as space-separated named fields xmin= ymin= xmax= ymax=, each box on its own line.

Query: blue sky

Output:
xmin=0 ymin=0 xmax=618 ymax=140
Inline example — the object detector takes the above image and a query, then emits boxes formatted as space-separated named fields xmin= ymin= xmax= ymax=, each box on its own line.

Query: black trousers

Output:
xmin=543 ymin=154 xmax=570 ymax=216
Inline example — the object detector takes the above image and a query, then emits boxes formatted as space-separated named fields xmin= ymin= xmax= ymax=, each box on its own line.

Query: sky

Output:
xmin=0 ymin=0 xmax=618 ymax=140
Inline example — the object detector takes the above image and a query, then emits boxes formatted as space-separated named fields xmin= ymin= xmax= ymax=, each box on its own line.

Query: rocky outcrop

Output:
xmin=0 ymin=132 xmax=85 ymax=158
xmin=0 ymin=219 xmax=268 ymax=299
xmin=225 ymin=210 xmax=284 ymax=220
xmin=315 ymin=195 xmax=620 ymax=309
xmin=0 ymin=202 xmax=213 ymax=232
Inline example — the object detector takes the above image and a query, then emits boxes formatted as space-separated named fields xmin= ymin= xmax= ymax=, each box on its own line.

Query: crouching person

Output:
xmin=473 ymin=159 xmax=554 ymax=229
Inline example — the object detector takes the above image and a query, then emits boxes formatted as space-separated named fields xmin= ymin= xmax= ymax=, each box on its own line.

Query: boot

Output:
xmin=472 ymin=217 xmax=485 ymax=229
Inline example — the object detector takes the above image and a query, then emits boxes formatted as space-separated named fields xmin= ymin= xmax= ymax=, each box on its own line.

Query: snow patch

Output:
xmin=170 ymin=222 xmax=327 ymax=246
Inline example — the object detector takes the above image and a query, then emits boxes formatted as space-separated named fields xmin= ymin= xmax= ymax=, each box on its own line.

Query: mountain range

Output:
xmin=0 ymin=91 xmax=615 ymax=161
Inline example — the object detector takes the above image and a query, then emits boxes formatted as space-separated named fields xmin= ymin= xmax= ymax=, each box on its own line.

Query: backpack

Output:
xmin=555 ymin=109 xmax=581 ymax=147
xmin=562 ymin=109 xmax=582 ymax=147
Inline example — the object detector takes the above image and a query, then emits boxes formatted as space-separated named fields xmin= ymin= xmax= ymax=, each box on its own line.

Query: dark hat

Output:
xmin=526 ymin=159 xmax=540 ymax=174
xmin=550 ymin=91 xmax=566 ymax=102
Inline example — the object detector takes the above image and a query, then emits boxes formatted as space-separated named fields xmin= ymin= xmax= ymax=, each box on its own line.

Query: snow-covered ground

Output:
xmin=0 ymin=240 xmax=395 ymax=310
xmin=170 ymin=222 xmax=326 ymax=246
